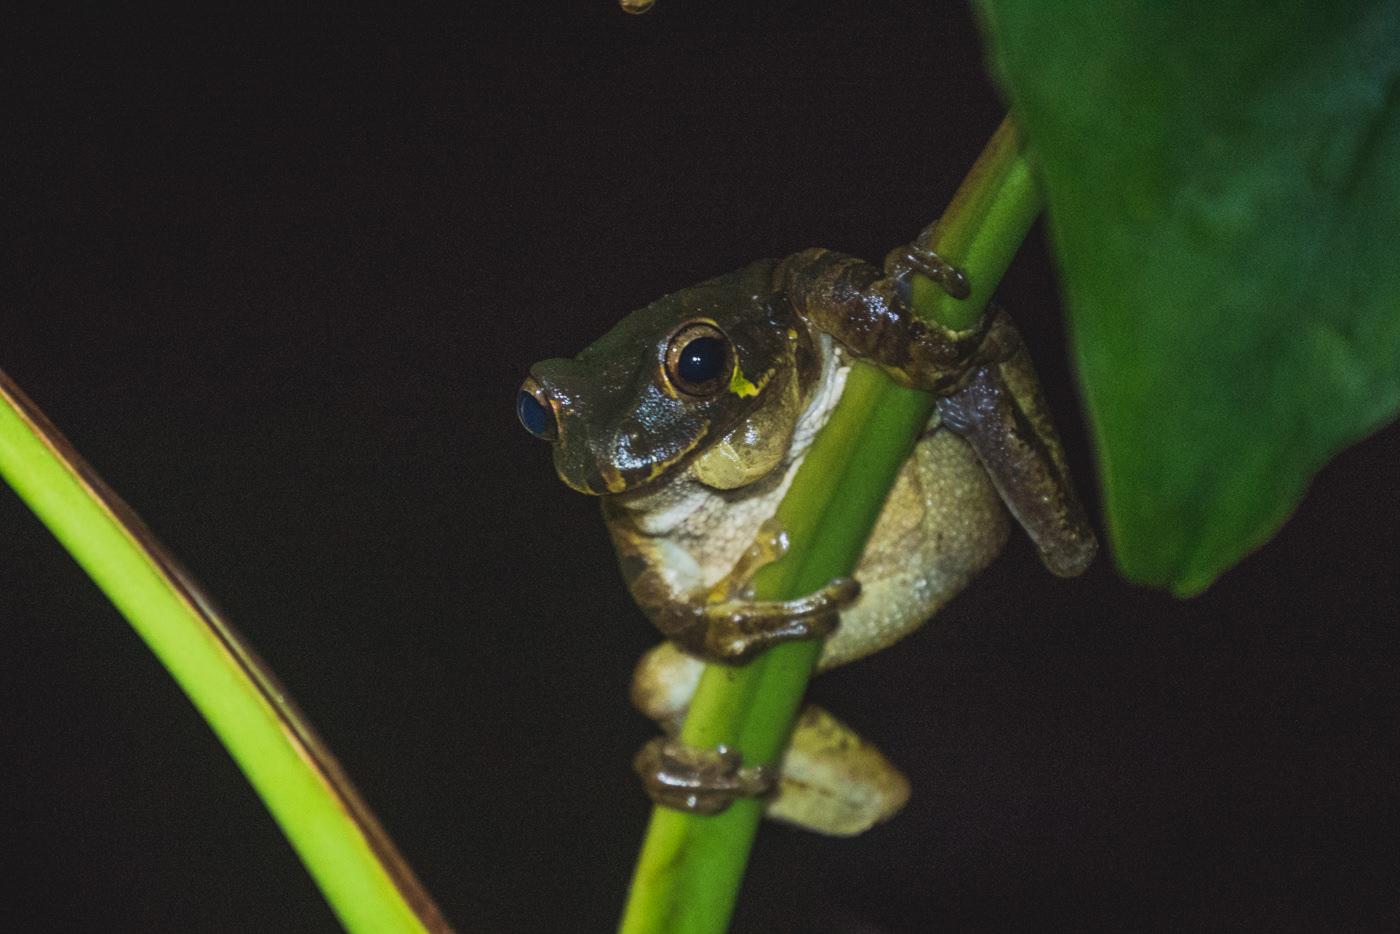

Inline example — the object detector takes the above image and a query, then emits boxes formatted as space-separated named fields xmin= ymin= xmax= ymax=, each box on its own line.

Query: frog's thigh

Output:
xmin=631 ymin=640 xmax=703 ymax=733
xmin=818 ymin=428 xmax=1010 ymax=671
xmin=766 ymin=703 xmax=910 ymax=835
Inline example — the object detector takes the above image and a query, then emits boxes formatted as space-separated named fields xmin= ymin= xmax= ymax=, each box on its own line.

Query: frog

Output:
xmin=517 ymin=223 xmax=1097 ymax=835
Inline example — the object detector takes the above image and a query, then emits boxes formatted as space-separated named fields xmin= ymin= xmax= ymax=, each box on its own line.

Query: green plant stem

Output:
xmin=618 ymin=115 xmax=1044 ymax=934
xmin=0 ymin=371 xmax=452 ymax=934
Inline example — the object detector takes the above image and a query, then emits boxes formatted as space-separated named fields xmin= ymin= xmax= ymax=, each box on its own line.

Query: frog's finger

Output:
xmin=698 ymin=577 xmax=860 ymax=664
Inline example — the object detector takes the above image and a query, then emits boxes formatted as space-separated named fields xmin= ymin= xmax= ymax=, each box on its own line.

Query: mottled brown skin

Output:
xmin=519 ymin=225 xmax=1097 ymax=832
xmin=936 ymin=341 xmax=1097 ymax=577
xmin=780 ymin=247 xmax=1011 ymax=393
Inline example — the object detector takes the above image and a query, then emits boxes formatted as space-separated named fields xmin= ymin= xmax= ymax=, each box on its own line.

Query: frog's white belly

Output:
xmin=621 ymin=333 xmax=851 ymax=593
xmin=630 ymin=426 xmax=1009 ymax=729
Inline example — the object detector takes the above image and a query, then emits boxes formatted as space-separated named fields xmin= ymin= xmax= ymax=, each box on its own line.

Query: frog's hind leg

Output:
xmin=936 ymin=323 xmax=1099 ymax=578
xmin=630 ymin=641 xmax=705 ymax=735
xmin=765 ymin=703 xmax=910 ymax=836
xmin=630 ymin=642 xmax=909 ymax=835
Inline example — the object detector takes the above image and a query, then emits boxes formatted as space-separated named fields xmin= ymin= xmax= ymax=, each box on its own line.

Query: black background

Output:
xmin=3 ymin=3 xmax=1398 ymax=932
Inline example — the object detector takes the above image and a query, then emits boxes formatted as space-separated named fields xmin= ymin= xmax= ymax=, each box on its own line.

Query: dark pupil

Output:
xmin=516 ymin=390 xmax=550 ymax=437
xmin=677 ymin=336 xmax=725 ymax=386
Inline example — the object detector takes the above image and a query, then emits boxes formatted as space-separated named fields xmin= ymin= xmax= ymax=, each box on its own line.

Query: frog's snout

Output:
xmin=520 ymin=354 xmax=712 ymax=497
xmin=517 ymin=364 xmax=616 ymax=495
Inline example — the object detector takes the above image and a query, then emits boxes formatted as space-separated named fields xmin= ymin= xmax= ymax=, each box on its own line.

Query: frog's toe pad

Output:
xmin=822 ymin=576 xmax=861 ymax=609
xmin=888 ymin=243 xmax=971 ymax=300
xmin=633 ymin=737 xmax=774 ymax=815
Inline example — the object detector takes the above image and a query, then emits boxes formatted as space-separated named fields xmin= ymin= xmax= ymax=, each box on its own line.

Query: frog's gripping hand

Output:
xmin=779 ymin=241 xmax=1014 ymax=395
xmin=662 ymin=576 xmax=860 ymax=665
xmin=633 ymin=738 xmax=775 ymax=816
xmin=780 ymin=230 xmax=1097 ymax=578
xmin=608 ymin=514 xmax=864 ymax=665
xmin=631 ymin=646 xmax=913 ymax=832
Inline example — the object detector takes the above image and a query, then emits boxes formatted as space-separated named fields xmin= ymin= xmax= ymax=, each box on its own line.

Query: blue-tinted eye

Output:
xmin=516 ymin=388 xmax=555 ymax=439
xmin=677 ymin=336 xmax=725 ymax=385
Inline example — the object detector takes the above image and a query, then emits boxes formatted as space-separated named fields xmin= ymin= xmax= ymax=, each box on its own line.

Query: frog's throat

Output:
xmin=786 ymin=334 xmax=849 ymax=462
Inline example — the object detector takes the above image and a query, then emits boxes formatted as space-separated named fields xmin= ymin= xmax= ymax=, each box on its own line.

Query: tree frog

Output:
xmin=517 ymin=224 xmax=1096 ymax=835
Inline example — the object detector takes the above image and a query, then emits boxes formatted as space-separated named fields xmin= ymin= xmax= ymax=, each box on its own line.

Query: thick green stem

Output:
xmin=619 ymin=115 xmax=1044 ymax=934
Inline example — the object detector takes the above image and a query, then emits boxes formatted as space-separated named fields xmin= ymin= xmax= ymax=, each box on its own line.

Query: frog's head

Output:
xmin=518 ymin=262 xmax=820 ymax=496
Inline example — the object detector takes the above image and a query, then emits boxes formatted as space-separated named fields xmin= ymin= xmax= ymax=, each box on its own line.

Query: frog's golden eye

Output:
xmin=665 ymin=322 xmax=732 ymax=397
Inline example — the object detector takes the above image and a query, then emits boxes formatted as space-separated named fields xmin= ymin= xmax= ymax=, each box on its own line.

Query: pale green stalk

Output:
xmin=0 ymin=372 xmax=453 ymax=934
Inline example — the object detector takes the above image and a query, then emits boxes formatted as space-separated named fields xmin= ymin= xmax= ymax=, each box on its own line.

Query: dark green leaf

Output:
xmin=977 ymin=0 xmax=1400 ymax=593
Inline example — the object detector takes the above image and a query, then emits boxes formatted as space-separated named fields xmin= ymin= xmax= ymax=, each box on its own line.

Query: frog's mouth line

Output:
xmin=593 ymin=420 xmax=711 ymax=495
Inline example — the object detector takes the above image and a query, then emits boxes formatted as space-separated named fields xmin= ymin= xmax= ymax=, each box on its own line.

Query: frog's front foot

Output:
xmin=692 ymin=576 xmax=860 ymax=665
xmin=634 ymin=737 xmax=775 ymax=815
xmin=885 ymin=223 xmax=971 ymax=300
